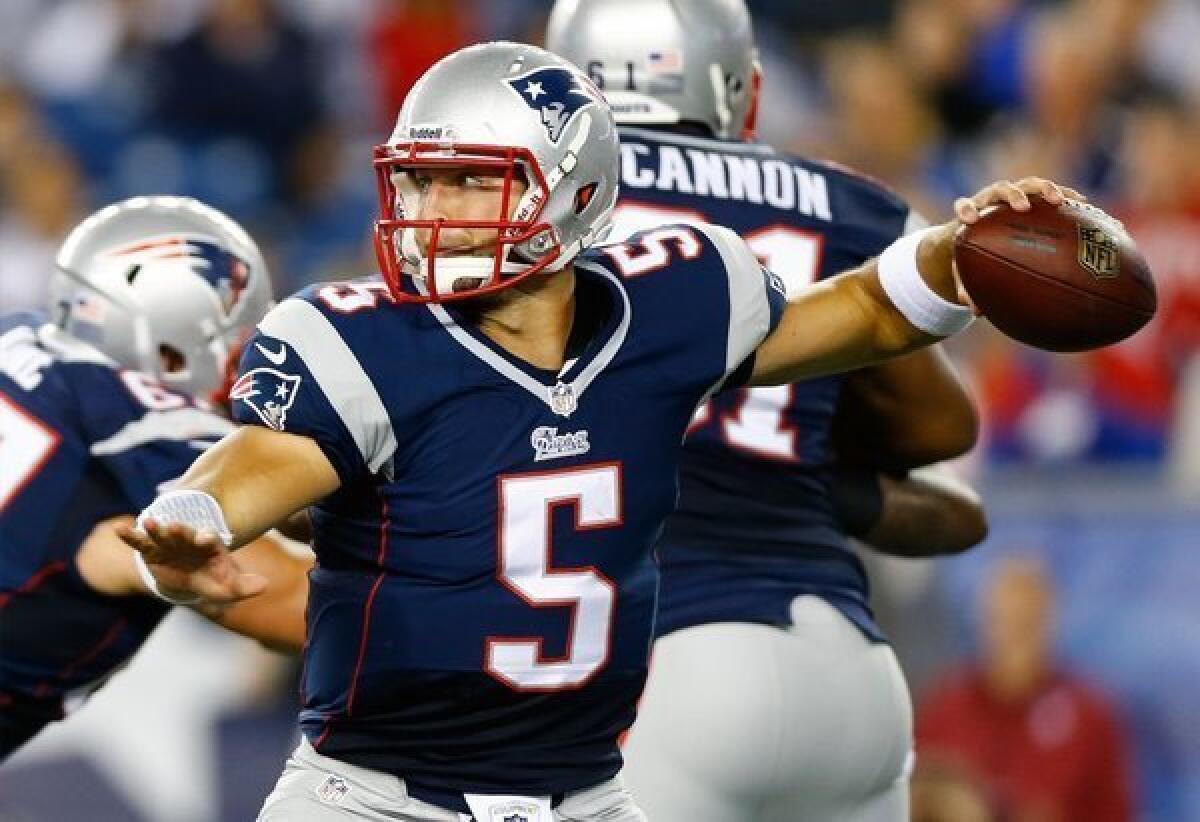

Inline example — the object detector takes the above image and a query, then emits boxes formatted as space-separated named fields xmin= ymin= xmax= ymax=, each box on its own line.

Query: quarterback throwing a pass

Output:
xmin=123 ymin=42 xmax=1077 ymax=822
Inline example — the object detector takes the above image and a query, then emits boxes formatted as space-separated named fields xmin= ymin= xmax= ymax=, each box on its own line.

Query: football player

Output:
xmin=0 ymin=196 xmax=309 ymax=761
xmin=121 ymin=43 xmax=1076 ymax=822
xmin=549 ymin=0 xmax=985 ymax=818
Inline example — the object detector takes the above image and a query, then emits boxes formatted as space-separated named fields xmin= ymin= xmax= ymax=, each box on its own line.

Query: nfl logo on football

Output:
xmin=1077 ymin=225 xmax=1120 ymax=279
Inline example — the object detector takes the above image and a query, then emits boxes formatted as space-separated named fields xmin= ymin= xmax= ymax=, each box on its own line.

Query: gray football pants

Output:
xmin=258 ymin=737 xmax=648 ymax=821
xmin=622 ymin=595 xmax=913 ymax=822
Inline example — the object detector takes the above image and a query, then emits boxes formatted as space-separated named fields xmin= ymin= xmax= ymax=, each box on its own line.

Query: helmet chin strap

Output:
xmin=129 ymin=313 xmax=159 ymax=376
xmin=400 ymin=227 xmax=531 ymax=296
xmin=415 ymin=255 xmax=531 ymax=295
xmin=527 ymin=111 xmax=594 ymax=274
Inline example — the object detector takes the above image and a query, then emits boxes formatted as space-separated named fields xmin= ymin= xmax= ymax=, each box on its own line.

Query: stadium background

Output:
xmin=1 ymin=0 xmax=1197 ymax=819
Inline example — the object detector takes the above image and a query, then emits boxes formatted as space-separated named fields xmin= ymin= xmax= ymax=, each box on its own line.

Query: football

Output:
xmin=953 ymin=197 xmax=1156 ymax=352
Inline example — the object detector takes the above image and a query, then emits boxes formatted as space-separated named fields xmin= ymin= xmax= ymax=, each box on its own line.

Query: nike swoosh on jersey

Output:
xmin=255 ymin=340 xmax=287 ymax=365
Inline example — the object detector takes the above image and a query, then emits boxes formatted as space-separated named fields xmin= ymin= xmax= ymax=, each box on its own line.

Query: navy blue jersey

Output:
xmin=230 ymin=224 xmax=784 ymax=804
xmin=612 ymin=127 xmax=918 ymax=642
xmin=0 ymin=314 xmax=232 ymax=755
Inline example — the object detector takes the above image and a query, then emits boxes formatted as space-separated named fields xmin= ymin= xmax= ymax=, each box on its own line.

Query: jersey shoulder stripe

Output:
xmin=89 ymin=407 xmax=232 ymax=457
xmin=690 ymin=222 xmax=780 ymax=381
xmin=255 ymin=296 xmax=397 ymax=476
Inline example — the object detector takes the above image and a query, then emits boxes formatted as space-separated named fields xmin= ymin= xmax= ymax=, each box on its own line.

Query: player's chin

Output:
xmin=452 ymin=281 xmax=508 ymax=311
xmin=452 ymin=277 xmax=490 ymax=294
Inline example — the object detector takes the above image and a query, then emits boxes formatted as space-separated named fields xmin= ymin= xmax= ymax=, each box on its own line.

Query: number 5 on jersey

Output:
xmin=488 ymin=464 xmax=621 ymax=691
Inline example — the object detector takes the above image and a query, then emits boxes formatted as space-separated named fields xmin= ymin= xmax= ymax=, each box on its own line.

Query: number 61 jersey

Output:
xmin=612 ymin=127 xmax=919 ymax=644
xmin=231 ymin=222 xmax=784 ymax=807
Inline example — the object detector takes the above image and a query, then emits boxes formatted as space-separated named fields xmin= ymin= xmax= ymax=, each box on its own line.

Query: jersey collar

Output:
xmin=422 ymin=265 xmax=631 ymax=417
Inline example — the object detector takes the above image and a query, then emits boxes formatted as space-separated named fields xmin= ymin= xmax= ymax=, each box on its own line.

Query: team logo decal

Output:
xmin=531 ymin=426 xmax=591 ymax=462
xmin=463 ymin=796 xmax=546 ymax=822
xmin=315 ymin=775 xmax=350 ymax=805
xmin=230 ymin=366 xmax=301 ymax=431
xmin=548 ymin=380 xmax=578 ymax=417
xmin=492 ymin=801 xmax=539 ymax=822
xmin=102 ymin=234 xmax=251 ymax=316
xmin=506 ymin=67 xmax=601 ymax=144
xmin=1077 ymin=225 xmax=1120 ymax=279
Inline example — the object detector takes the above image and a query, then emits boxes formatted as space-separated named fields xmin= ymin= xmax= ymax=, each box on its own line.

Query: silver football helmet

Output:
xmin=547 ymin=0 xmax=761 ymax=139
xmin=50 ymin=196 xmax=273 ymax=402
xmin=373 ymin=41 xmax=619 ymax=302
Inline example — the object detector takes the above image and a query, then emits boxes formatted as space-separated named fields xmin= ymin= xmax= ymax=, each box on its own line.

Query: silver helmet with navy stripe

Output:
xmin=547 ymin=0 xmax=761 ymax=140
xmin=373 ymin=41 xmax=619 ymax=303
xmin=50 ymin=196 xmax=273 ymax=403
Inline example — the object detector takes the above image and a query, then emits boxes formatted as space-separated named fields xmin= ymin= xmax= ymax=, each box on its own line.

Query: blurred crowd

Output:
xmin=2 ymin=0 xmax=1199 ymax=467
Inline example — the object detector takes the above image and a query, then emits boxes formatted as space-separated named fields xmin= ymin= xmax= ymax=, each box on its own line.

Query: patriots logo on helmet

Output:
xmin=229 ymin=366 xmax=301 ymax=431
xmin=103 ymin=234 xmax=251 ymax=317
xmin=506 ymin=67 xmax=600 ymax=144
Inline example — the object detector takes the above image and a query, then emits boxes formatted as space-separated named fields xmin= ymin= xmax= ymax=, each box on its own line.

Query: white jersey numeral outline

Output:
xmin=611 ymin=202 xmax=823 ymax=461
xmin=487 ymin=463 xmax=622 ymax=691
xmin=119 ymin=371 xmax=188 ymax=411
xmin=599 ymin=225 xmax=703 ymax=277
xmin=317 ymin=282 xmax=393 ymax=314
xmin=0 ymin=395 xmax=61 ymax=511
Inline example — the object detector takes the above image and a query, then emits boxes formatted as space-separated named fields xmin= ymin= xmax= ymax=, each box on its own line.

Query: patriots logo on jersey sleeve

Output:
xmin=229 ymin=367 xmax=301 ymax=431
xmin=506 ymin=67 xmax=601 ymax=144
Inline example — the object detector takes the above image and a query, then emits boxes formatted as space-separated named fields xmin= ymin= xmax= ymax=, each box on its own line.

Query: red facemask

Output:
xmin=372 ymin=141 xmax=561 ymax=303
xmin=740 ymin=62 xmax=763 ymax=142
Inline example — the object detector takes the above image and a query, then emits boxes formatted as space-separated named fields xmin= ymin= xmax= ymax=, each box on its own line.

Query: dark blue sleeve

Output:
xmin=719 ymin=268 xmax=786 ymax=393
xmin=692 ymin=222 xmax=786 ymax=390
xmin=598 ymin=222 xmax=785 ymax=402
xmin=71 ymin=364 xmax=233 ymax=508
xmin=231 ymin=295 xmax=395 ymax=485
xmin=231 ymin=331 xmax=370 ymax=485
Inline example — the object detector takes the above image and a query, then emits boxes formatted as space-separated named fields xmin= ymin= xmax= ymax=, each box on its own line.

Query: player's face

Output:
xmin=410 ymin=168 xmax=529 ymax=257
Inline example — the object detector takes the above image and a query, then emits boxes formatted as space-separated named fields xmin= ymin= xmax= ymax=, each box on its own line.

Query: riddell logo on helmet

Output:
xmin=408 ymin=125 xmax=447 ymax=140
xmin=506 ymin=67 xmax=600 ymax=144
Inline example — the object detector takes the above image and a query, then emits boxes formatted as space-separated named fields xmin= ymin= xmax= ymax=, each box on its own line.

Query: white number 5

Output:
xmin=0 ymin=396 xmax=60 ymax=511
xmin=488 ymin=464 xmax=621 ymax=691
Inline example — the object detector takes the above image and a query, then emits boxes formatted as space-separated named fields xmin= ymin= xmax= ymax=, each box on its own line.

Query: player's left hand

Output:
xmin=951 ymin=176 xmax=1086 ymax=225
xmin=117 ymin=519 xmax=268 ymax=604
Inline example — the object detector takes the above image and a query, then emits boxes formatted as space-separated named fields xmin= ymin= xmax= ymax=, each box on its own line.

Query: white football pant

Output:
xmin=258 ymin=738 xmax=647 ymax=821
xmin=622 ymin=595 xmax=913 ymax=821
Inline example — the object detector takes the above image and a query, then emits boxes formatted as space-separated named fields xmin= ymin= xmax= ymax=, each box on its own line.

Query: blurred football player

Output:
xmin=0 ymin=196 xmax=309 ymax=761
xmin=549 ymin=1 xmax=986 ymax=818
xmin=121 ymin=42 xmax=1073 ymax=822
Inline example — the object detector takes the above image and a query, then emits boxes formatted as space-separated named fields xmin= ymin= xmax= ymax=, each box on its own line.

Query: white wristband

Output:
xmin=877 ymin=227 xmax=975 ymax=337
xmin=132 ymin=549 xmax=201 ymax=606
xmin=135 ymin=489 xmax=234 ymax=546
